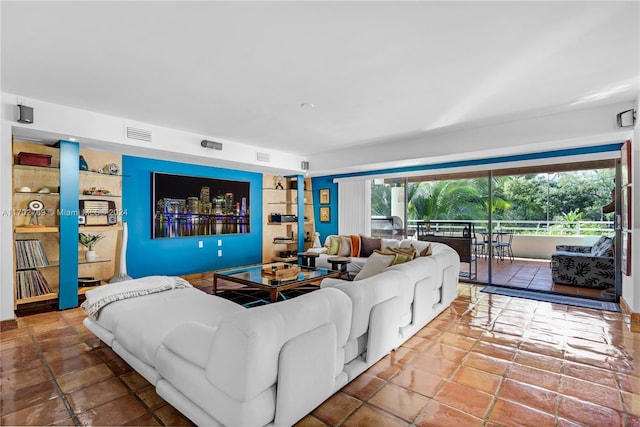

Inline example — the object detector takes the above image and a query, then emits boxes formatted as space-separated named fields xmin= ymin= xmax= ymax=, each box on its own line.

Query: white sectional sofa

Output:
xmin=81 ymin=237 xmax=460 ymax=426
xmin=319 ymin=238 xmax=460 ymax=347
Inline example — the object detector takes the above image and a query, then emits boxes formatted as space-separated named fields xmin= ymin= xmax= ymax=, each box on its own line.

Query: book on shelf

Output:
xmin=15 ymin=239 xmax=50 ymax=270
xmin=16 ymin=270 xmax=52 ymax=299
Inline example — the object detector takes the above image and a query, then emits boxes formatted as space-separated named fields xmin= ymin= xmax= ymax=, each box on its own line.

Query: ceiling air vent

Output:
xmin=256 ymin=152 xmax=270 ymax=162
xmin=125 ymin=125 xmax=152 ymax=142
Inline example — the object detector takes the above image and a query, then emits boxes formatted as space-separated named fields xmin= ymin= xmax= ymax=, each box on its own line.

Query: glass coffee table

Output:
xmin=213 ymin=262 xmax=341 ymax=303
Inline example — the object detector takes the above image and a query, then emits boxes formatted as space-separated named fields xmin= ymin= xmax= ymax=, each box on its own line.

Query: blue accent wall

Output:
xmin=311 ymin=176 xmax=339 ymax=242
xmin=122 ymin=156 xmax=263 ymax=277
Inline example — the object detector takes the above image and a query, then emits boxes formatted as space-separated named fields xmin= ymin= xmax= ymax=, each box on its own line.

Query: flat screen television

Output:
xmin=152 ymin=172 xmax=250 ymax=238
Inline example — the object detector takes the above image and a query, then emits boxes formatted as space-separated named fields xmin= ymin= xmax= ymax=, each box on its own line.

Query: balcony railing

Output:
xmin=403 ymin=219 xmax=614 ymax=237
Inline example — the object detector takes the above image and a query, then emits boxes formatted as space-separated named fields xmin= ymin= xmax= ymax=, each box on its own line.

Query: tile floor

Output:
xmin=471 ymin=258 xmax=604 ymax=298
xmin=1 ymin=283 xmax=638 ymax=426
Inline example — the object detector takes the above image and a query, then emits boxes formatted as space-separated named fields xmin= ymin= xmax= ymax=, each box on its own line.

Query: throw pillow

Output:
xmin=354 ymin=251 xmax=397 ymax=281
xmin=412 ymin=243 xmax=432 ymax=257
xmin=591 ymin=236 xmax=613 ymax=257
xmin=359 ymin=235 xmax=382 ymax=257
xmin=350 ymin=235 xmax=361 ymax=257
xmin=328 ymin=236 xmax=341 ymax=255
xmin=391 ymin=251 xmax=413 ymax=265
xmin=378 ymin=248 xmax=412 ymax=265
xmin=338 ymin=235 xmax=352 ymax=256
xmin=391 ymin=246 xmax=417 ymax=260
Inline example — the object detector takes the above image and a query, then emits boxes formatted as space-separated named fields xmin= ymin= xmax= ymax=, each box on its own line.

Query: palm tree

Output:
xmin=407 ymin=180 xmax=480 ymax=221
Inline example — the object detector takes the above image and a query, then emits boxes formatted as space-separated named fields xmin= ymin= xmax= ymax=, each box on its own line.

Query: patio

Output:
xmin=465 ymin=257 xmax=604 ymax=300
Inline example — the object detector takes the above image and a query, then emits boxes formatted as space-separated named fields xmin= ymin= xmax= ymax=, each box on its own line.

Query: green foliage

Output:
xmin=78 ymin=233 xmax=104 ymax=250
xmin=370 ymin=167 xmax=615 ymax=229
xmin=371 ymin=183 xmax=391 ymax=216
xmin=407 ymin=180 xmax=482 ymax=221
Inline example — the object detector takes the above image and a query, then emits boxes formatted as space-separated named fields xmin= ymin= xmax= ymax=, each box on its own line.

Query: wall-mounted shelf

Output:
xmin=15 ymin=227 xmax=60 ymax=234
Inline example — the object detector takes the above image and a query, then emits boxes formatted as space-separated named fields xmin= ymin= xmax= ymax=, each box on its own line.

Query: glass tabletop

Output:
xmin=216 ymin=263 xmax=335 ymax=287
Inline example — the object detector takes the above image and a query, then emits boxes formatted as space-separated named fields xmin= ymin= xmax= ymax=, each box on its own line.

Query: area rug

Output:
xmin=481 ymin=286 xmax=621 ymax=312
xmin=216 ymin=286 xmax=317 ymax=308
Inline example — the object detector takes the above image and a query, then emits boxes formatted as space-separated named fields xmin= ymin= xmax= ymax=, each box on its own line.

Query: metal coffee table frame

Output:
xmin=213 ymin=262 xmax=340 ymax=302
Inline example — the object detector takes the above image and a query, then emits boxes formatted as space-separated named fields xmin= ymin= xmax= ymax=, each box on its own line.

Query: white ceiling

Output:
xmin=2 ymin=1 xmax=639 ymax=175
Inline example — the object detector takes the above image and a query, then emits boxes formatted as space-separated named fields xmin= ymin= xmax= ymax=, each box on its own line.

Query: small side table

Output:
xmin=297 ymin=252 xmax=320 ymax=269
xmin=327 ymin=256 xmax=351 ymax=279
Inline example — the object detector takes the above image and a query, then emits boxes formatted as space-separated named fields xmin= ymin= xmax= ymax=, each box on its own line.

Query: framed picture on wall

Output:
xmin=319 ymin=206 xmax=330 ymax=222
xmin=319 ymin=188 xmax=330 ymax=204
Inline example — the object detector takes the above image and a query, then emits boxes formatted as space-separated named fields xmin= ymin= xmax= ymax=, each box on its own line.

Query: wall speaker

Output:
xmin=616 ymin=109 xmax=636 ymax=128
xmin=17 ymin=105 xmax=33 ymax=124
xmin=201 ymin=140 xmax=223 ymax=150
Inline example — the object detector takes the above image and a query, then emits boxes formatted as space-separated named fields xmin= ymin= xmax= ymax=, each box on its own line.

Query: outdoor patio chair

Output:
xmin=492 ymin=233 xmax=514 ymax=262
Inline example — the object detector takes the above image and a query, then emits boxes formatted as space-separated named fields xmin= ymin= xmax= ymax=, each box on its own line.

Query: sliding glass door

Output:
xmin=368 ymin=159 xmax=618 ymax=301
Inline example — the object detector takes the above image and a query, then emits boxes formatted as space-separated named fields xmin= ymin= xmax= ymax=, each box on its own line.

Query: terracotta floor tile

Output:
xmin=488 ymin=398 xmax=556 ymax=427
xmin=33 ymin=325 xmax=78 ymax=343
xmin=449 ymin=323 xmax=485 ymax=339
xmin=390 ymin=347 xmax=419 ymax=365
xmin=415 ymin=400 xmax=483 ymax=427
xmin=0 ymin=379 xmax=59 ymax=416
xmin=341 ymin=373 xmax=385 ymax=400
xmin=0 ymin=396 xmax=70 ymax=426
xmin=558 ymin=395 xmax=624 ymax=426
xmin=43 ymin=342 xmax=93 ymax=363
xmin=92 ymin=344 xmax=120 ymax=361
xmin=76 ymin=394 xmax=148 ymax=426
xmin=104 ymin=355 xmax=133 ymax=375
xmin=154 ymin=403 xmax=194 ymax=426
xmin=423 ymin=342 xmax=467 ymax=363
xmin=120 ymin=370 xmax=152 ymax=391
xmin=138 ymin=385 xmax=168 ymax=410
xmin=451 ymin=365 xmax=503 ymax=395
xmin=622 ymin=391 xmax=640 ymax=417
xmin=390 ymin=367 xmax=444 ymax=398
xmin=0 ymin=343 xmax=42 ymax=374
xmin=564 ymin=347 xmax=614 ymax=371
xmin=489 ymin=323 xmax=526 ymax=338
xmin=513 ymin=350 xmax=563 ymax=373
xmin=507 ymin=363 xmax=561 ymax=392
xmin=0 ymin=364 xmax=51 ymax=394
xmin=437 ymin=331 xmax=476 ymax=351
xmin=411 ymin=352 xmax=457 ymax=378
xmin=367 ymin=355 xmax=403 ymax=380
xmin=369 ymin=383 xmax=429 ymax=422
xmin=472 ymin=341 xmax=516 ymax=362
xmin=618 ymin=373 xmax=640 ymax=394
xmin=462 ymin=351 xmax=511 ymax=376
xmin=66 ymin=377 xmax=128 ymax=413
xmin=434 ymin=380 xmax=494 ymax=419
xmin=47 ymin=352 xmax=103 ymax=377
xmin=312 ymin=391 xmax=361 ymax=425
xmin=402 ymin=335 xmax=432 ymax=352
xmin=342 ymin=403 xmax=408 ymax=427
xmin=560 ymin=375 xmax=623 ymax=411
xmin=562 ymin=360 xmax=618 ymax=388
xmin=499 ymin=378 xmax=558 ymax=414
xmin=56 ymin=363 xmax=114 ymax=394
xmin=37 ymin=333 xmax=85 ymax=354
xmin=295 ymin=414 xmax=329 ymax=427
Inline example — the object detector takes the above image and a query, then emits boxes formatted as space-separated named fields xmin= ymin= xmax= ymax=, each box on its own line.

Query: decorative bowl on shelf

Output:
xmin=83 ymin=187 xmax=112 ymax=196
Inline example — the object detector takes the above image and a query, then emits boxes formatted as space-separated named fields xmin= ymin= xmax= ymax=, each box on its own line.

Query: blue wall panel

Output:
xmin=311 ymin=176 xmax=338 ymax=242
xmin=58 ymin=140 xmax=79 ymax=309
xmin=122 ymin=156 xmax=263 ymax=278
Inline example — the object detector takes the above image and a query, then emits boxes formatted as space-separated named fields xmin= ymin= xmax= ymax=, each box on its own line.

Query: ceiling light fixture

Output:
xmin=300 ymin=103 xmax=315 ymax=108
